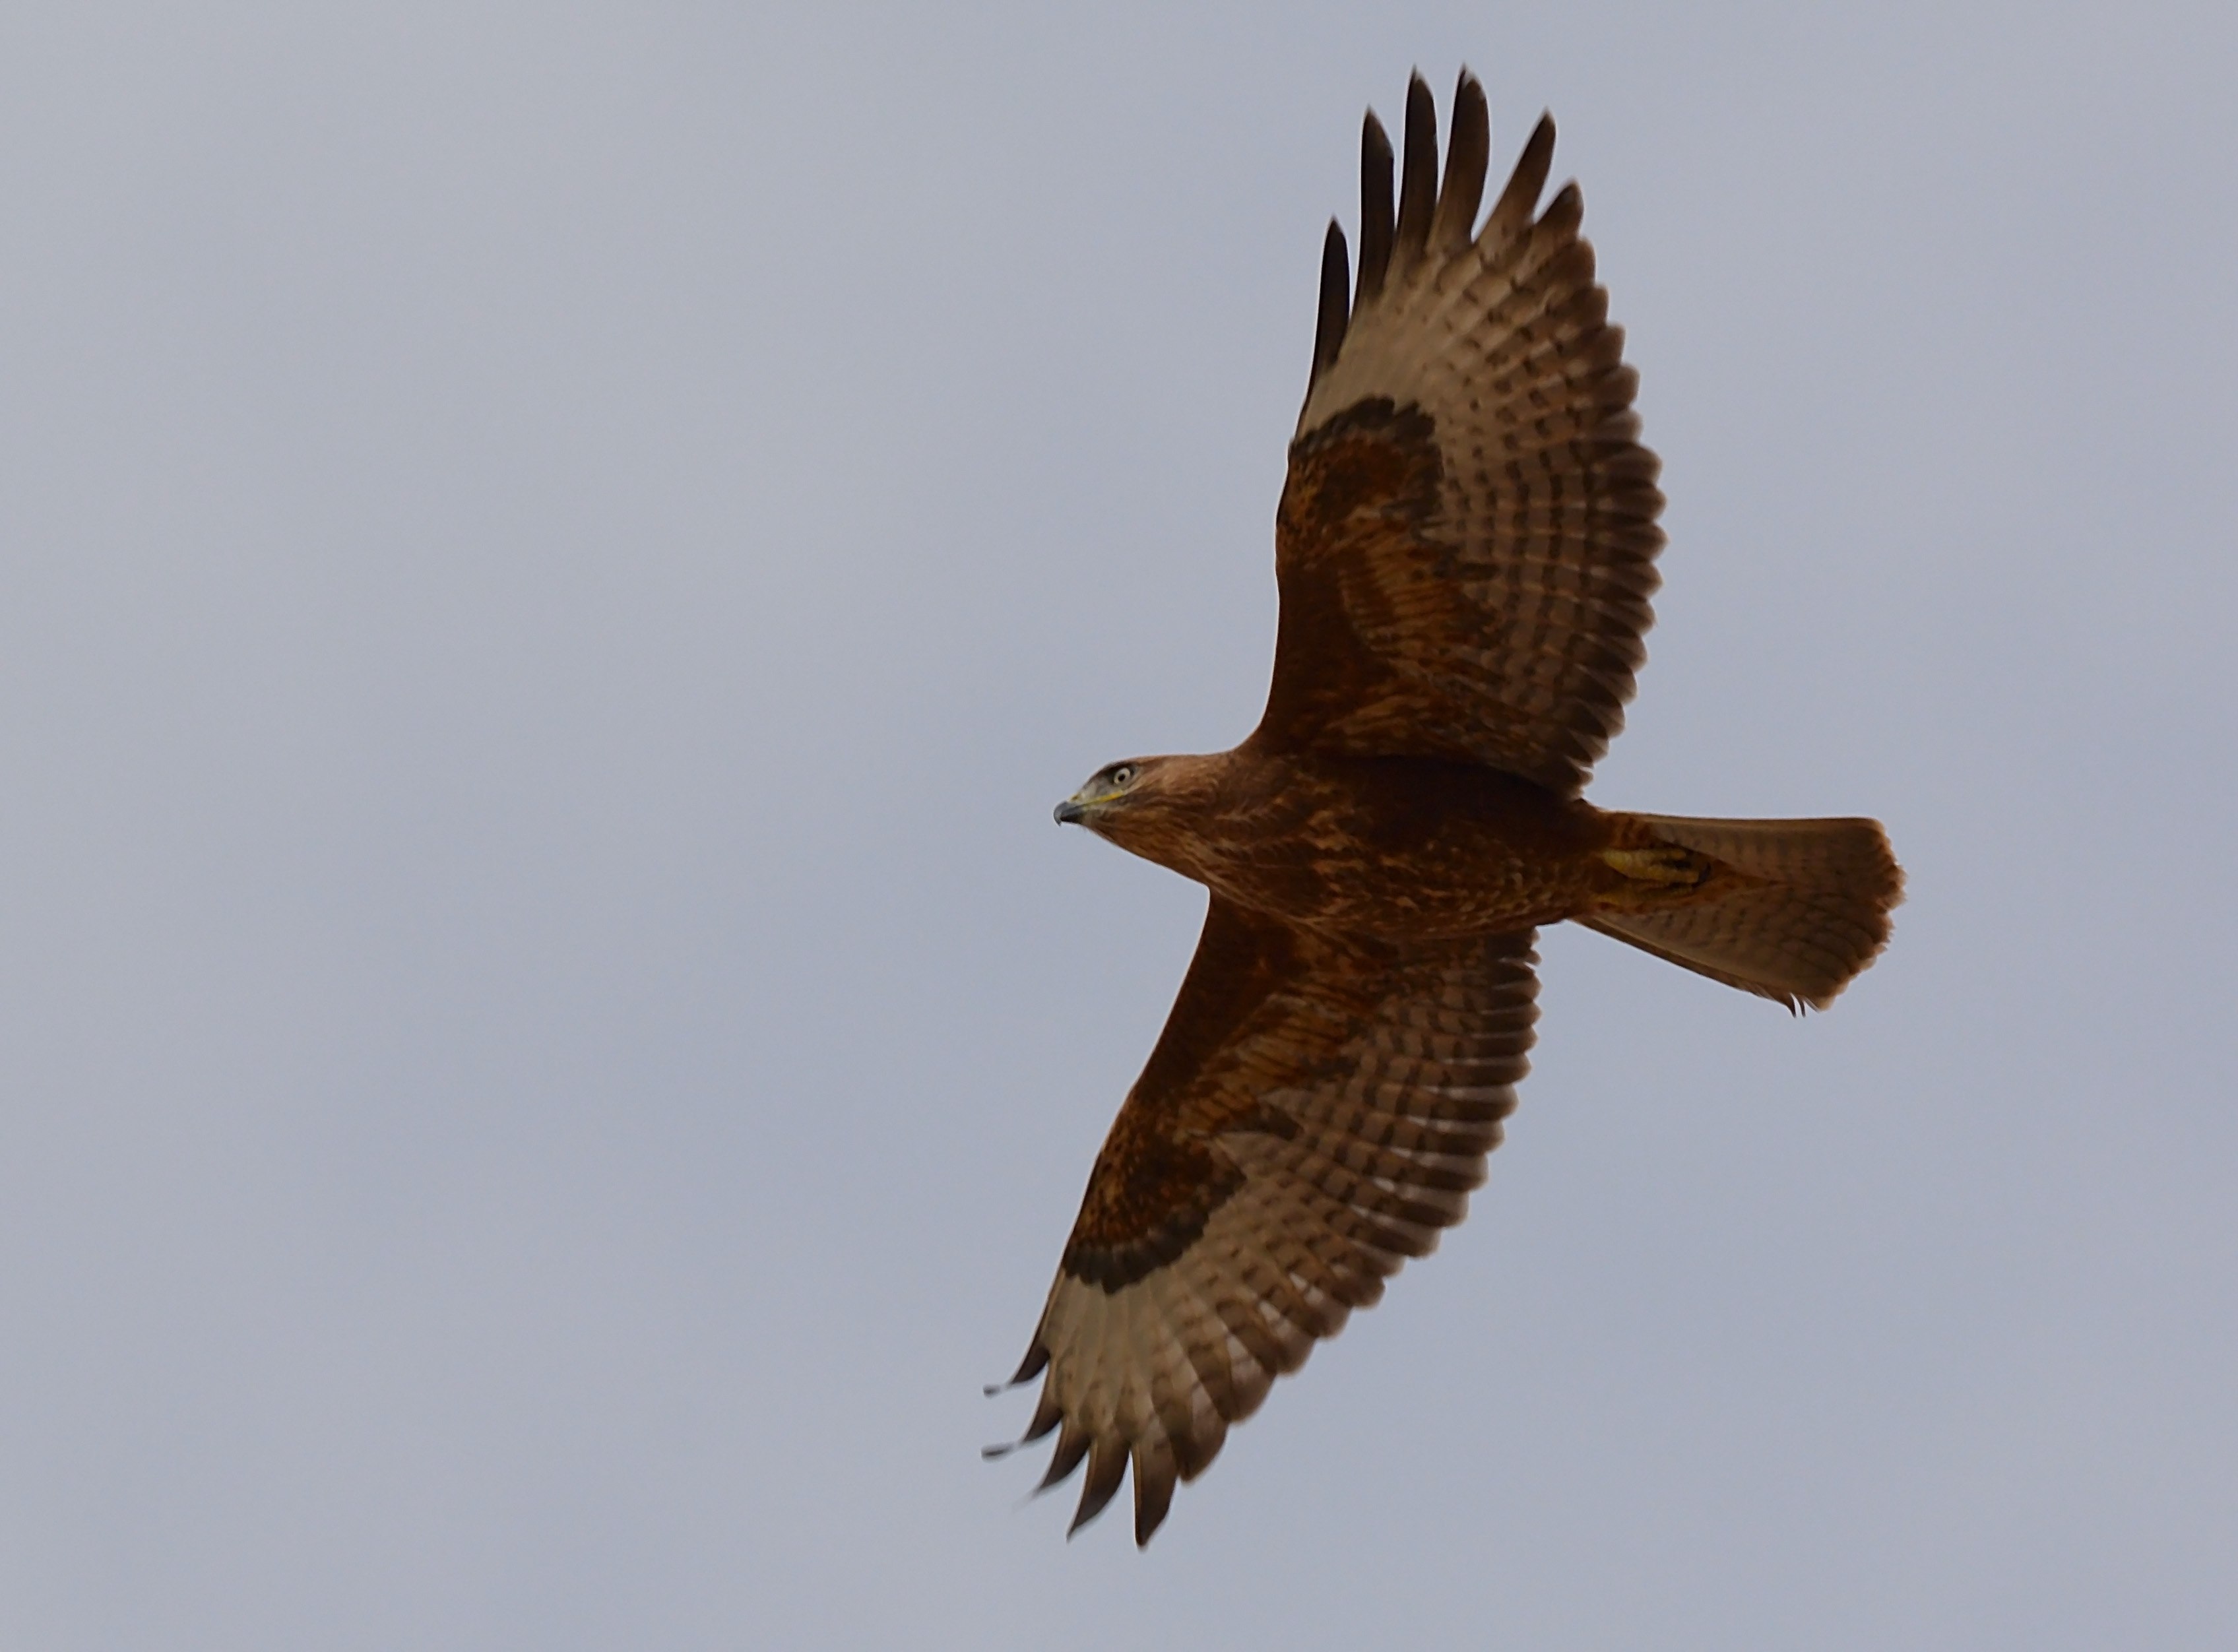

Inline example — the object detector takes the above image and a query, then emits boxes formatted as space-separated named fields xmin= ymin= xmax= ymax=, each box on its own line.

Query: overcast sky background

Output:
xmin=2 ymin=2 xmax=2233 ymax=1647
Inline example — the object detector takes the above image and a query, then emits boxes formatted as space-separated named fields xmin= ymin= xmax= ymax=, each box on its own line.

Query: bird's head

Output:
xmin=1053 ymin=754 xmax=1219 ymax=866
xmin=1054 ymin=757 xmax=1159 ymax=830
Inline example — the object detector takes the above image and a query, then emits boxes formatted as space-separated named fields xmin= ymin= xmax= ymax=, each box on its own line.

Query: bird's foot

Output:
xmin=1600 ymin=844 xmax=1712 ymax=889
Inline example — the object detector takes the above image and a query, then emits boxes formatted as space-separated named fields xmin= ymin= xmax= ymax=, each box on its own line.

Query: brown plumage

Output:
xmin=992 ymin=69 xmax=1903 ymax=1546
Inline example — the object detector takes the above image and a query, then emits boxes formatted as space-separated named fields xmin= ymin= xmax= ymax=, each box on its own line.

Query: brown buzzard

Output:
xmin=989 ymin=69 xmax=1902 ymax=1546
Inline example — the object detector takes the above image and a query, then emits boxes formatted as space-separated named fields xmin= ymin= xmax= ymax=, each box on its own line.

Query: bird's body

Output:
xmin=994 ymin=69 xmax=1903 ymax=1546
xmin=1082 ymin=748 xmax=1646 ymax=940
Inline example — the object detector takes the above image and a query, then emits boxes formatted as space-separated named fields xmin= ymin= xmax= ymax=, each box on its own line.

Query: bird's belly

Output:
xmin=1192 ymin=761 xmax=1610 ymax=941
xmin=1217 ymin=839 xmax=1589 ymax=939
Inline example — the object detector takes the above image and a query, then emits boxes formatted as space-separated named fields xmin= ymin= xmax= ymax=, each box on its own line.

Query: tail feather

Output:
xmin=1583 ymin=814 xmax=1902 ymax=1011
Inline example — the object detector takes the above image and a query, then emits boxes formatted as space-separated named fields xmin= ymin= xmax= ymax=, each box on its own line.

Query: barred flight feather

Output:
xmin=1271 ymin=71 xmax=1663 ymax=795
xmin=1000 ymin=899 xmax=1537 ymax=1543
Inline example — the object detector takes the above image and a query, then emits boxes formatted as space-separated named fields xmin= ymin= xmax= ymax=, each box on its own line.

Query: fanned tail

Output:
xmin=1582 ymin=814 xmax=1903 ymax=1011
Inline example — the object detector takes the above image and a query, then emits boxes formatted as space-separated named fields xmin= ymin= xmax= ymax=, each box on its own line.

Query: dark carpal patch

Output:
xmin=1063 ymin=1121 xmax=1242 ymax=1292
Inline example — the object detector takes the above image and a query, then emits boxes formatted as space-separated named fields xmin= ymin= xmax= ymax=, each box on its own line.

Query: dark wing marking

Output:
xmin=994 ymin=898 xmax=1539 ymax=1544
xmin=1256 ymin=69 xmax=1664 ymax=796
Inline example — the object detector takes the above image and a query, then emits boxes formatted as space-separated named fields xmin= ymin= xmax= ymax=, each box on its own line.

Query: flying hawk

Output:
xmin=990 ymin=69 xmax=1902 ymax=1546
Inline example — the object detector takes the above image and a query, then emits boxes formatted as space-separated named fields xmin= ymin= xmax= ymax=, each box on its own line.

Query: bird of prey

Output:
xmin=989 ymin=69 xmax=1903 ymax=1546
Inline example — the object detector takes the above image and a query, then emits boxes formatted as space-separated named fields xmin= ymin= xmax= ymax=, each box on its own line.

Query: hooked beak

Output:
xmin=1053 ymin=798 xmax=1087 ymax=825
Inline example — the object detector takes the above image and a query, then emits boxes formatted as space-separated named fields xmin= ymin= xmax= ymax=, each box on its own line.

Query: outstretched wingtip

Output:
xmin=1490 ymin=111 xmax=1558 ymax=232
xmin=1452 ymin=64 xmax=1487 ymax=127
xmin=1309 ymin=218 xmax=1351 ymax=387
xmin=1391 ymin=73 xmax=1439 ymax=271
xmin=1362 ymin=106 xmax=1393 ymax=164
xmin=1434 ymin=69 xmax=1490 ymax=250
xmin=1066 ymin=1440 xmax=1127 ymax=1536
xmin=1357 ymin=109 xmax=1395 ymax=303
xmin=1132 ymin=1451 xmax=1177 ymax=1546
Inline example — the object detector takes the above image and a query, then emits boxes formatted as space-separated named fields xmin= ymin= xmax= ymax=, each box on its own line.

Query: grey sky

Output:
xmin=3 ymin=2 xmax=2233 ymax=1646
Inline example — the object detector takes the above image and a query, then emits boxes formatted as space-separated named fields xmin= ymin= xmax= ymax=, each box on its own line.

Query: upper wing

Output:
xmin=1253 ymin=71 xmax=1664 ymax=796
xmin=992 ymin=897 xmax=1539 ymax=1544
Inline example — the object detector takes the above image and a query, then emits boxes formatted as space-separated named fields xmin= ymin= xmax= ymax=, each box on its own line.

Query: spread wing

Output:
xmin=1253 ymin=71 xmax=1665 ymax=796
xmin=992 ymin=898 xmax=1539 ymax=1544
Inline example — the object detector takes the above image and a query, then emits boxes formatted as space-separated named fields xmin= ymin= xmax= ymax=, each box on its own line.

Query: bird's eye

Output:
xmin=1110 ymin=765 xmax=1135 ymax=786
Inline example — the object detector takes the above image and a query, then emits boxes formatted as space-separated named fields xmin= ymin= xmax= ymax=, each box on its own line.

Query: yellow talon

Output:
xmin=1601 ymin=845 xmax=1710 ymax=887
